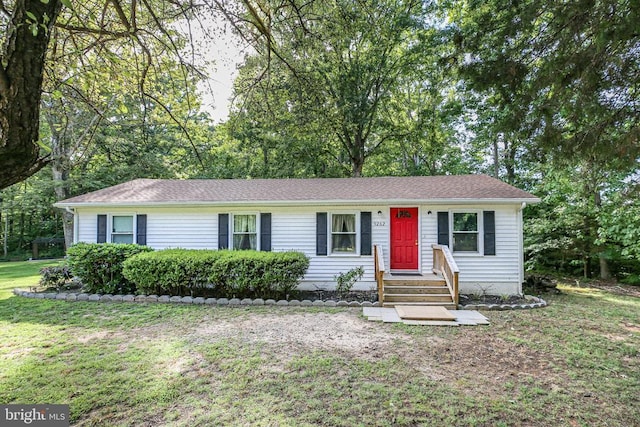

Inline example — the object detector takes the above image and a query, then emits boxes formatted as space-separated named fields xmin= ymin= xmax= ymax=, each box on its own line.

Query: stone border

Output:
xmin=12 ymin=289 xmax=546 ymax=310
xmin=458 ymin=295 xmax=547 ymax=311
xmin=12 ymin=289 xmax=379 ymax=308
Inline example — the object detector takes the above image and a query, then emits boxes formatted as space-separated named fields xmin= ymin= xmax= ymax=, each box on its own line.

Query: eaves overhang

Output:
xmin=54 ymin=197 xmax=541 ymax=209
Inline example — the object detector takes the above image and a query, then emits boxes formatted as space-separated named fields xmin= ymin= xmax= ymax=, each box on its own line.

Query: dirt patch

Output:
xmin=188 ymin=310 xmax=410 ymax=359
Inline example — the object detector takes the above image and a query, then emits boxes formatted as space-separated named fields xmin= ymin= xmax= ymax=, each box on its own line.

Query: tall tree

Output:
xmin=450 ymin=0 xmax=640 ymax=168
xmin=0 ymin=0 xmax=204 ymax=189
xmin=0 ymin=0 xmax=62 ymax=189
xmin=229 ymin=0 xmax=429 ymax=176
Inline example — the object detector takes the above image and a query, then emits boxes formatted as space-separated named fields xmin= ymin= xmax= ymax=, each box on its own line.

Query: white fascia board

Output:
xmin=54 ymin=197 xmax=540 ymax=209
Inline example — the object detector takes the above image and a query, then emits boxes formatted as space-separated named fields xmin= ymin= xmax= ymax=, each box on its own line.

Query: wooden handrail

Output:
xmin=374 ymin=245 xmax=385 ymax=305
xmin=432 ymin=244 xmax=459 ymax=305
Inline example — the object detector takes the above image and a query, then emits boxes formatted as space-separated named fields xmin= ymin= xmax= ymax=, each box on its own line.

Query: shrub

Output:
xmin=123 ymin=249 xmax=310 ymax=299
xmin=334 ymin=266 xmax=364 ymax=298
xmin=39 ymin=265 xmax=74 ymax=290
xmin=210 ymin=250 xmax=310 ymax=299
xmin=122 ymin=249 xmax=226 ymax=296
xmin=67 ymin=243 xmax=153 ymax=294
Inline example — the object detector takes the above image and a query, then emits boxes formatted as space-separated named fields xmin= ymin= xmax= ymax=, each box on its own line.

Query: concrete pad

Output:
xmin=451 ymin=310 xmax=490 ymax=325
xmin=395 ymin=305 xmax=456 ymax=321
xmin=362 ymin=307 xmax=385 ymax=321
xmin=363 ymin=307 xmax=488 ymax=326
xmin=381 ymin=309 xmax=402 ymax=323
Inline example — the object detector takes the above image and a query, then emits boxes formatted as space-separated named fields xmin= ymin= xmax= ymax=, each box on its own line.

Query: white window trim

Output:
xmin=329 ymin=211 xmax=360 ymax=256
xmin=230 ymin=212 xmax=260 ymax=250
xmin=109 ymin=214 xmax=136 ymax=244
xmin=449 ymin=210 xmax=484 ymax=255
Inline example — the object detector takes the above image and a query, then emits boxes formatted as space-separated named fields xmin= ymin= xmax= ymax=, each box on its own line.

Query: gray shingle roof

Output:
xmin=55 ymin=175 xmax=539 ymax=206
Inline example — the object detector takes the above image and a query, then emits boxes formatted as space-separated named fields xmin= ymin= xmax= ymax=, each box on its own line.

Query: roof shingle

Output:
xmin=56 ymin=175 xmax=539 ymax=206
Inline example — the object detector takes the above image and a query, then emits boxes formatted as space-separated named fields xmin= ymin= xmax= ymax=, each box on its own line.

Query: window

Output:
xmin=331 ymin=213 xmax=356 ymax=253
xmin=233 ymin=214 xmax=257 ymax=250
xmin=452 ymin=212 xmax=478 ymax=252
xmin=111 ymin=215 xmax=134 ymax=243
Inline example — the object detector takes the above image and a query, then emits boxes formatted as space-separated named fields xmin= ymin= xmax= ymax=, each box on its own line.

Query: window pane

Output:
xmin=332 ymin=214 xmax=356 ymax=233
xmin=112 ymin=234 xmax=134 ymax=244
xmin=453 ymin=213 xmax=477 ymax=232
xmin=233 ymin=214 xmax=257 ymax=250
xmin=453 ymin=233 xmax=478 ymax=252
xmin=233 ymin=234 xmax=257 ymax=250
xmin=234 ymin=215 xmax=256 ymax=233
xmin=332 ymin=234 xmax=356 ymax=253
xmin=113 ymin=216 xmax=133 ymax=233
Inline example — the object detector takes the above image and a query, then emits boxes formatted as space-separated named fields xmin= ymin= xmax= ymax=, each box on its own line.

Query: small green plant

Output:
xmin=334 ymin=266 xmax=364 ymax=298
xmin=39 ymin=265 xmax=73 ymax=290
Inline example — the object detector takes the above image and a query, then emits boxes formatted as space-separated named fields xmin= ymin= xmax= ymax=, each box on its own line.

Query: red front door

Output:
xmin=390 ymin=207 xmax=419 ymax=270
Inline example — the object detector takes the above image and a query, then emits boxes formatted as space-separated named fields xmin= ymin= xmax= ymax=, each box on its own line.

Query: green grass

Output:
xmin=0 ymin=261 xmax=639 ymax=426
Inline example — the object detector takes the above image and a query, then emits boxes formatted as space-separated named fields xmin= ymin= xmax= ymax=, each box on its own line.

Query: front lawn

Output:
xmin=0 ymin=261 xmax=638 ymax=426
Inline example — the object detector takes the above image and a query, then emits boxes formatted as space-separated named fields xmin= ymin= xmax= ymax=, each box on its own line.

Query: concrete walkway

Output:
xmin=363 ymin=307 xmax=490 ymax=326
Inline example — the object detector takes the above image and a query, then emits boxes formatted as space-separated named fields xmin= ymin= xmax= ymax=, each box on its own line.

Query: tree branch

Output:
xmin=0 ymin=0 xmax=10 ymax=18
xmin=143 ymin=90 xmax=206 ymax=170
xmin=54 ymin=22 xmax=131 ymax=37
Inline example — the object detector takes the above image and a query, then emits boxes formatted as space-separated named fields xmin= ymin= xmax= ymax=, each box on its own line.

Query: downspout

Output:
xmin=517 ymin=202 xmax=527 ymax=295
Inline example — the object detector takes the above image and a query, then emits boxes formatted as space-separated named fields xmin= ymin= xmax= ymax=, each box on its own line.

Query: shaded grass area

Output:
xmin=1 ymin=261 xmax=638 ymax=426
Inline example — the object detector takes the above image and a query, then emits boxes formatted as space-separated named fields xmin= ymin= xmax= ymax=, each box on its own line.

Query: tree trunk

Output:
xmin=52 ymin=162 xmax=74 ymax=250
xmin=593 ymin=189 xmax=612 ymax=280
xmin=599 ymin=254 xmax=612 ymax=280
xmin=0 ymin=0 xmax=63 ymax=190
xmin=2 ymin=209 xmax=7 ymax=258
xmin=493 ymin=138 xmax=499 ymax=178
xmin=351 ymin=158 xmax=363 ymax=177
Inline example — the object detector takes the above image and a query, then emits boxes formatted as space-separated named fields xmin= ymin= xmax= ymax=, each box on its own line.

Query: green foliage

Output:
xmin=450 ymin=0 xmax=640 ymax=168
xmin=122 ymin=249 xmax=226 ymax=296
xmin=231 ymin=0 xmax=433 ymax=177
xmin=334 ymin=266 xmax=365 ymax=298
xmin=67 ymin=243 xmax=153 ymax=294
xmin=38 ymin=265 xmax=73 ymax=290
xmin=123 ymin=249 xmax=310 ymax=299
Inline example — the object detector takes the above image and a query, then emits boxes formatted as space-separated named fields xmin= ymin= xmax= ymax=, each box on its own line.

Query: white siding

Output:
xmin=419 ymin=204 xmax=523 ymax=295
xmin=73 ymin=202 xmax=526 ymax=294
xmin=270 ymin=206 xmax=383 ymax=291
xmin=76 ymin=208 xmax=218 ymax=249
xmin=146 ymin=212 xmax=217 ymax=249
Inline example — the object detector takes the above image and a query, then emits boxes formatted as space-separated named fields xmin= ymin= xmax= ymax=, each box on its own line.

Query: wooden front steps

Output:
xmin=382 ymin=272 xmax=456 ymax=309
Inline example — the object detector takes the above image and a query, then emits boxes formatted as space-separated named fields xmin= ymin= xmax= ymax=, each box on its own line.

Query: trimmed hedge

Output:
xmin=67 ymin=243 xmax=154 ymax=294
xmin=122 ymin=249 xmax=310 ymax=299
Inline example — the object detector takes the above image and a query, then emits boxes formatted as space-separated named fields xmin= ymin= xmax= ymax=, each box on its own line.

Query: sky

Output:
xmin=187 ymin=17 xmax=249 ymax=124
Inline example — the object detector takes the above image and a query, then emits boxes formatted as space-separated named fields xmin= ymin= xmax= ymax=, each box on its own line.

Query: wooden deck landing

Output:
xmin=395 ymin=305 xmax=456 ymax=321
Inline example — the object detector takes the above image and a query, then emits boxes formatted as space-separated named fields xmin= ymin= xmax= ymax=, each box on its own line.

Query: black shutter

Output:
xmin=136 ymin=214 xmax=147 ymax=245
xmin=483 ymin=211 xmax=496 ymax=255
xmin=360 ymin=212 xmax=372 ymax=256
xmin=260 ymin=213 xmax=272 ymax=251
xmin=316 ymin=212 xmax=327 ymax=256
xmin=97 ymin=215 xmax=107 ymax=243
xmin=437 ymin=212 xmax=449 ymax=246
xmin=218 ymin=214 xmax=229 ymax=249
